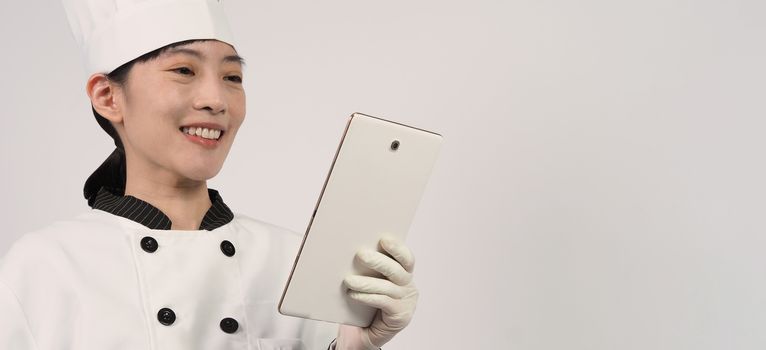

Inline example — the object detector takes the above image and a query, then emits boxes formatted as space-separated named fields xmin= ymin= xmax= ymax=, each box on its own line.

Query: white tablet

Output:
xmin=278 ymin=112 xmax=443 ymax=327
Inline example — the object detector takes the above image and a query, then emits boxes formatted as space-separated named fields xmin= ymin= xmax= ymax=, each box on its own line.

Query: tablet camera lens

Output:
xmin=391 ymin=140 xmax=400 ymax=151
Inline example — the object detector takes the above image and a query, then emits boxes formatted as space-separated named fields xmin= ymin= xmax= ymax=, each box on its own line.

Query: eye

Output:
xmin=225 ymin=75 xmax=243 ymax=83
xmin=172 ymin=67 xmax=194 ymax=76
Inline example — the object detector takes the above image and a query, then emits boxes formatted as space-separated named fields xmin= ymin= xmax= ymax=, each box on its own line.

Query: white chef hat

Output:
xmin=61 ymin=0 xmax=237 ymax=75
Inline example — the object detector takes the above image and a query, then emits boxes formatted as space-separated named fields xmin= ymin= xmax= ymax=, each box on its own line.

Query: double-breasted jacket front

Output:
xmin=0 ymin=189 xmax=337 ymax=349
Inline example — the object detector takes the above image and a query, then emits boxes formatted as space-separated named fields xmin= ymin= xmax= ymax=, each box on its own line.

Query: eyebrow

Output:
xmin=166 ymin=47 xmax=246 ymax=67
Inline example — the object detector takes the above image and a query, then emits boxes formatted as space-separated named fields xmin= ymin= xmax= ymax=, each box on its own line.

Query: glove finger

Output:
xmin=380 ymin=236 xmax=415 ymax=273
xmin=347 ymin=291 xmax=400 ymax=315
xmin=344 ymin=275 xmax=408 ymax=299
xmin=356 ymin=250 xmax=413 ymax=286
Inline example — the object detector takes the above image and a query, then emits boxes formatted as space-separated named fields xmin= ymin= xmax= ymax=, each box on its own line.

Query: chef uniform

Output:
xmin=0 ymin=0 xmax=340 ymax=349
xmin=0 ymin=188 xmax=339 ymax=349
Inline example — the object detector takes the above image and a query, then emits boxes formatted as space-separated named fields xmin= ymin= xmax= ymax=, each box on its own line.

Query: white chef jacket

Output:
xmin=0 ymin=208 xmax=338 ymax=349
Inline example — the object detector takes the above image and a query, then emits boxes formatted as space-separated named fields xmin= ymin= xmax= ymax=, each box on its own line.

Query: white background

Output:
xmin=2 ymin=1 xmax=765 ymax=349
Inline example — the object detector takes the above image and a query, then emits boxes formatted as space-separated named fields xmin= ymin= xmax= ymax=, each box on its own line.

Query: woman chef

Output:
xmin=0 ymin=0 xmax=418 ymax=349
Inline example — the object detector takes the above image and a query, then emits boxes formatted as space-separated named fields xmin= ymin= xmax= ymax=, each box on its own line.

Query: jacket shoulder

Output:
xmin=5 ymin=210 xmax=124 ymax=247
xmin=0 ymin=210 xmax=121 ymax=278
xmin=0 ymin=222 xmax=80 ymax=311
xmin=228 ymin=213 xmax=306 ymax=259
xmin=230 ymin=213 xmax=303 ymax=238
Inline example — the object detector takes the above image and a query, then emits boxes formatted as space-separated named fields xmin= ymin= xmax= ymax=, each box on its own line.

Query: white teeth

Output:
xmin=181 ymin=126 xmax=222 ymax=140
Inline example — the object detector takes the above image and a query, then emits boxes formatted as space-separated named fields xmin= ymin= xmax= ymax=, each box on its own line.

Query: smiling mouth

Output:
xmin=180 ymin=126 xmax=224 ymax=140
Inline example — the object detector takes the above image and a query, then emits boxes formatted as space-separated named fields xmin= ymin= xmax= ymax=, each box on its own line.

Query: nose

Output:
xmin=192 ymin=75 xmax=227 ymax=115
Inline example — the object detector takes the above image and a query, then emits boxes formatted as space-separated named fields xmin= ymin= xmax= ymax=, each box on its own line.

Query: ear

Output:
xmin=86 ymin=73 xmax=124 ymax=124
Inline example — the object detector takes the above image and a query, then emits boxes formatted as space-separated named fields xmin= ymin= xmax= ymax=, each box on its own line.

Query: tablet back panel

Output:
xmin=279 ymin=112 xmax=443 ymax=327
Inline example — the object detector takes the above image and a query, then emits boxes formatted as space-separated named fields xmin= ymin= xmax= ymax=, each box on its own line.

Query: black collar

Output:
xmin=91 ymin=186 xmax=234 ymax=230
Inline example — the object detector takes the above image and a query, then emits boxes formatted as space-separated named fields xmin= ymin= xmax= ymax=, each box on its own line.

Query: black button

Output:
xmin=157 ymin=308 xmax=176 ymax=326
xmin=141 ymin=236 xmax=158 ymax=253
xmin=220 ymin=240 xmax=236 ymax=257
xmin=220 ymin=317 xmax=239 ymax=333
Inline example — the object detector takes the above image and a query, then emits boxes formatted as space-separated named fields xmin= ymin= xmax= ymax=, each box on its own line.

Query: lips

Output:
xmin=179 ymin=123 xmax=226 ymax=148
xmin=181 ymin=126 xmax=222 ymax=140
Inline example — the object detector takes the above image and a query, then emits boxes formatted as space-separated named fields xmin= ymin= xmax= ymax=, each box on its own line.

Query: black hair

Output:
xmin=84 ymin=39 xmax=211 ymax=207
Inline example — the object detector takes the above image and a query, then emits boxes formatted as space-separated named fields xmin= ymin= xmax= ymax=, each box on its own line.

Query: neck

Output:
xmin=124 ymin=169 xmax=212 ymax=231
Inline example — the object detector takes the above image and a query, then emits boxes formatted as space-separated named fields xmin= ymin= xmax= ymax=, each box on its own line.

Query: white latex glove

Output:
xmin=336 ymin=236 xmax=419 ymax=349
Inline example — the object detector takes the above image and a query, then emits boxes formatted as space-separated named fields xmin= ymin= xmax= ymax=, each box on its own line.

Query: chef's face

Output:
xmin=116 ymin=40 xmax=245 ymax=183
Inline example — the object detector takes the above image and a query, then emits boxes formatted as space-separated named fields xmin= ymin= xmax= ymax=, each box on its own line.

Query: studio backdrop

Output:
xmin=2 ymin=0 xmax=765 ymax=349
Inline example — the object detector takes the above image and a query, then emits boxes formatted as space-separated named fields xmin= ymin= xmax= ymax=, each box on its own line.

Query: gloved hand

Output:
xmin=335 ymin=236 xmax=419 ymax=350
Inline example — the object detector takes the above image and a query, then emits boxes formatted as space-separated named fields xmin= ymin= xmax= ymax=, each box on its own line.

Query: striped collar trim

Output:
xmin=91 ymin=186 xmax=234 ymax=231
